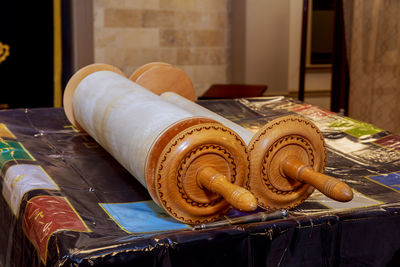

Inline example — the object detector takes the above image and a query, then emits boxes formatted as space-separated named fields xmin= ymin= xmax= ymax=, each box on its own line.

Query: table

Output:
xmin=1 ymin=97 xmax=400 ymax=267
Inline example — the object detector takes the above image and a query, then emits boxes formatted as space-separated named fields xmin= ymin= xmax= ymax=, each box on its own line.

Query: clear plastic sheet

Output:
xmin=0 ymin=97 xmax=400 ymax=266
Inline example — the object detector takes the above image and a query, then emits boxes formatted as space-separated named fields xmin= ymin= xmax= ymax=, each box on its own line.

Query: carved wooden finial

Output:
xmin=248 ymin=115 xmax=353 ymax=210
xmin=281 ymin=156 xmax=353 ymax=202
xmin=154 ymin=122 xmax=257 ymax=224
xmin=197 ymin=166 xmax=257 ymax=212
xmin=129 ymin=64 xmax=353 ymax=210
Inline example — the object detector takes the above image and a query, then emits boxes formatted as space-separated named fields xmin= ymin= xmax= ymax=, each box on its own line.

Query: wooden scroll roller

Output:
xmin=129 ymin=62 xmax=354 ymax=211
xmin=63 ymin=64 xmax=257 ymax=224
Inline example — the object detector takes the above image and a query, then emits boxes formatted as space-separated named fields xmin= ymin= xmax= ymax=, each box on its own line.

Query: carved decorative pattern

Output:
xmin=177 ymin=144 xmax=236 ymax=207
xmin=261 ymin=135 xmax=315 ymax=195
xmin=248 ymin=116 xmax=327 ymax=211
xmin=156 ymin=124 xmax=249 ymax=224
xmin=248 ymin=116 xmax=326 ymax=158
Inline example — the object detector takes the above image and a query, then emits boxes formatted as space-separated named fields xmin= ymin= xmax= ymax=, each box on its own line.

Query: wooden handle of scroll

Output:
xmin=282 ymin=157 xmax=353 ymax=202
xmin=197 ymin=167 xmax=258 ymax=211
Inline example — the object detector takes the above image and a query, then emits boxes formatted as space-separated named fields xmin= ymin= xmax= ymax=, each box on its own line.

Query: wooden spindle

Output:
xmin=197 ymin=167 xmax=257 ymax=211
xmin=128 ymin=62 xmax=354 ymax=210
xmin=282 ymin=156 xmax=353 ymax=202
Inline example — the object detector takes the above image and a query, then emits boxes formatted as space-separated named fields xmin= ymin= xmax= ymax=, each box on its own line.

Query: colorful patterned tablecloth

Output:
xmin=1 ymin=97 xmax=400 ymax=266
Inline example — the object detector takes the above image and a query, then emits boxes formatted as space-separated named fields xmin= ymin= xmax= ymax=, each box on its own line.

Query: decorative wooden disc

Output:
xmin=130 ymin=63 xmax=196 ymax=101
xmin=155 ymin=122 xmax=249 ymax=224
xmin=145 ymin=117 xmax=216 ymax=205
xmin=129 ymin=62 xmax=171 ymax=82
xmin=247 ymin=115 xmax=326 ymax=210
xmin=63 ymin=63 xmax=124 ymax=130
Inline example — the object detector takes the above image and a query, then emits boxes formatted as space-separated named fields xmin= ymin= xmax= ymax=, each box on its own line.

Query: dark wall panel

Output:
xmin=0 ymin=1 xmax=54 ymax=108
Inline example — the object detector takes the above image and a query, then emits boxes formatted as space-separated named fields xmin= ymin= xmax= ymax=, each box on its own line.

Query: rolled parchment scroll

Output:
xmin=130 ymin=63 xmax=353 ymax=210
xmin=63 ymin=64 xmax=257 ymax=224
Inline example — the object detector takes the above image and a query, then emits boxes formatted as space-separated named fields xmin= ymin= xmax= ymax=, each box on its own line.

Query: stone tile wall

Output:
xmin=93 ymin=0 xmax=231 ymax=96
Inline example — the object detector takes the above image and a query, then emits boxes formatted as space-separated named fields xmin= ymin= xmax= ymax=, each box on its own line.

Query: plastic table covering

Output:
xmin=0 ymin=97 xmax=400 ymax=267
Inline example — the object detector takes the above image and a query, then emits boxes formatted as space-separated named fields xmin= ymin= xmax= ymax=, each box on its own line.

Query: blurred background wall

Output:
xmin=89 ymin=0 xmax=330 ymax=101
xmin=92 ymin=0 xmax=231 ymax=96
xmin=0 ymin=0 xmax=332 ymax=111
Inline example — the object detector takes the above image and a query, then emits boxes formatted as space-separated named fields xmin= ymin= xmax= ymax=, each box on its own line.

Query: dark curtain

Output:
xmin=0 ymin=1 xmax=55 ymax=108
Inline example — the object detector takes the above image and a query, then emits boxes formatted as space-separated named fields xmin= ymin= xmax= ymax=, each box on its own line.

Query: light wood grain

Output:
xmin=158 ymin=91 xmax=354 ymax=208
xmin=145 ymin=117 xmax=215 ymax=205
xmin=198 ymin=166 xmax=257 ymax=211
xmin=130 ymin=63 xmax=196 ymax=101
xmin=63 ymin=63 xmax=124 ymax=130
xmin=129 ymin=62 xmax=171 ymax=82
xmin=155 ymin=122 xmax=256 ymax=224
xmin=282 ymin=156 xmax=353 ymax=202
xmin=248 ymin=115 xmax=353 ymax=209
